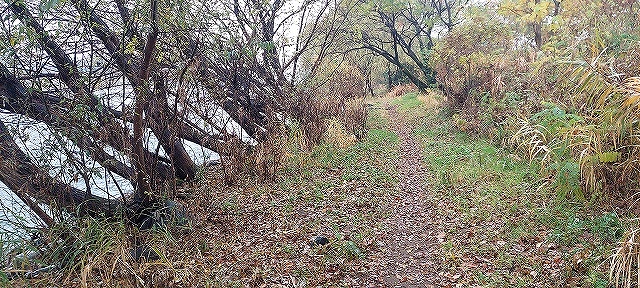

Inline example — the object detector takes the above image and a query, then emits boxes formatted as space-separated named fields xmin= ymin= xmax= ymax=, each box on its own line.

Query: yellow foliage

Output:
xmin=499 ymin=0 xmax=552 ymax=23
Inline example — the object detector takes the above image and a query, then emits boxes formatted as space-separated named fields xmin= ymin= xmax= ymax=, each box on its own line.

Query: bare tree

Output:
xmin=0 ymin=0 xmax=348 ymax=226
xmin=336 ymin=0 xmax=467 ymax=89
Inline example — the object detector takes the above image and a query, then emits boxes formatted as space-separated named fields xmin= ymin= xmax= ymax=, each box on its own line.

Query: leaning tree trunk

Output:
xmin=0 ymin=121 xmax=124 ymax=220
xmin=0 ymin=64 xmax=138 ymax=183
xmin=1 ymin=0 xmax=288 ymax=223
xmin=73 ymin=0 xmax=196 ymax=183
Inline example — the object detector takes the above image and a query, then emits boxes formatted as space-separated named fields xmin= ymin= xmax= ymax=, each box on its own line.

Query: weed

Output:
xmin=0 ymin=271 xmax=7 ymax=287
xmin=392 ymin=89 xmax=619 ymax=286
xmin=550 ymin=160 xmax=583 ymax=199
xmin=342 ymin=241 xmax=364 ymax=260
xmin=587 ymin=272 xmax=609 ymax=288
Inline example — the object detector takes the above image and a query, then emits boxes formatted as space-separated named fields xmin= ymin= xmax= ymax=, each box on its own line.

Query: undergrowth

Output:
xmin=1 ymin=101 xmax=398 ymax=287
xmin=3 ymin=90 xmax=627 ymax=287
xmin=395 ymin=90 xmax=621 ymax=287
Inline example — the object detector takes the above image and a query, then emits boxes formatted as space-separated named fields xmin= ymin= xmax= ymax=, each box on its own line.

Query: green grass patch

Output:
xmin=394 ymin=95 xmax=618 ymax=287
xmin=391 ymin=92 xmax=423 ymax=111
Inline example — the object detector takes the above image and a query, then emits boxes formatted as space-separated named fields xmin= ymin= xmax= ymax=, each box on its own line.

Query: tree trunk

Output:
xmin=534 ymin=0 xmax=543 ymax=50
xmin=132 ymin=0 xmax=159 ymax=207
xmin=73 ymin=0 xmax=196 ymax=181
xmin=0 ymin=121 xmax=124 ymax=218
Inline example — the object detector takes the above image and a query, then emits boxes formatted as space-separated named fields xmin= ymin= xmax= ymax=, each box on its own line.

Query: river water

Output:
xmin=0 ymin=111 xmax=222 ymax=242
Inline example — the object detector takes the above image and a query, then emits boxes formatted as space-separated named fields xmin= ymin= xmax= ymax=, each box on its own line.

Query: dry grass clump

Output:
xmin=220 ymin=120 xmax=286 ymax=185
xmin=342 ymin=98 xmax=367 ymax=140
xmin=252 ymin=125 xmax=286 ymax=181
xmin=323 ymin=119 xmax=357 ymax=148
xmin=4 ymin=218 xmax=187 ymax=287
xmin=219 ymin=136 xmax=248 ymax=185
xmin=416 ymin=90 xmax=443 ymax=110
xmin=289 ymin=66 xmax=369 ymax=149
xmin=610 ymin=226 xmax=640 ymax=288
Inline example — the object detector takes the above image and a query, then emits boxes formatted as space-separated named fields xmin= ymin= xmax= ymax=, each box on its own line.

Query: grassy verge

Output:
xmin=392 ymin=91 xmax=619 ymax=287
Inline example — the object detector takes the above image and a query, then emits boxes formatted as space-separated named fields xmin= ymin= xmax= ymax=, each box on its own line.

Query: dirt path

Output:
xmin=371 ymin=106 xmax=443 ymax=287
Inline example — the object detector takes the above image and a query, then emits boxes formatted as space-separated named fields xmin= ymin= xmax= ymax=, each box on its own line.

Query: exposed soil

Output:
xmin=369 ymin=106 xmax=444 ymax=287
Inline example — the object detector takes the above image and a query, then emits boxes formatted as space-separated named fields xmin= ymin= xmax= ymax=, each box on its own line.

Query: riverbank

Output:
xmin=3 ymin=91 xmax=620 ymax=287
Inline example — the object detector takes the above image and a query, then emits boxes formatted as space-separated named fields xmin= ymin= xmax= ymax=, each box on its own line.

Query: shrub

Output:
xmin=431 ymin=12 xmax=520 ymax=110
xmin=289 ymin=64 xmax=369 ymax=148
xmin=220 ymin=120 xmax=286 ymax=184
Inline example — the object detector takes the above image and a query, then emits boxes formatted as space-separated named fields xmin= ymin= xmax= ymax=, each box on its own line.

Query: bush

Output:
xmin=289 ymin=64 xmax=369 ymax=148
xmin=431 ymin=12 xmax=521 ymax=110
xmin=432 ymin=6 xmax=640 ymax=203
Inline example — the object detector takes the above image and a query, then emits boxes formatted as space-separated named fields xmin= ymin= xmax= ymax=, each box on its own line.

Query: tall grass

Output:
xmin=502 ymin=50 xmax=640 ymax=287
xmin=610 ymin=226 xmax=640 ymax=288
xmin=289 ymin=65 xmax=369 ymax=149
xmin=564 ymin=58 xmax=640 ymax=198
